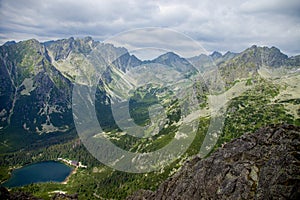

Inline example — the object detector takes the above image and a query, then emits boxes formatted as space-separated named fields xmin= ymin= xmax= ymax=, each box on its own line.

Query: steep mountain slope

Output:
xmin=0 ymin=37 xmax=138 ymax=152
xmin=0 ymin=38 xmax=202 ymax=153
xmin=0 ymin=37 xmax=201 ymax=134
xmin=0 ymin=40 xmax=77 ymax=152
xmin=218 ymin=45 xmax=300 ymax=86
xmin=152 ymin=52 xmax=197 ymax=74
xmin=0 ymin=41 xmax=71 ymax=124
xmin=128 ymin=124 xmax=300 ymax=200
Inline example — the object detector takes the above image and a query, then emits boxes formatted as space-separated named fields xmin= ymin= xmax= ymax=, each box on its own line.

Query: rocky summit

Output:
xmin=128 ymin=124 xmax=300 ymax=200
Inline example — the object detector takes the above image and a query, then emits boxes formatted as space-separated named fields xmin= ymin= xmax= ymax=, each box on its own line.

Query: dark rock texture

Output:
xmin=0 ymin=186 xmax=78 ymax=200
xmin=51 ymin=193 xmax=78 ymax=200
xmin=0 ymin=186 xmax=41 ymax=200
xmin=128 ymin=124 xmax=300 ymax=200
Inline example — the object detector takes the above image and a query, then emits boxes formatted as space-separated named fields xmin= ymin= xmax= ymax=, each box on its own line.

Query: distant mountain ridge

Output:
xmin=0 ymin=37 xmax=299 ymax=152
xmin=217 ymin=45 xmax=300 ymax=85
xmin=188 ymin=50 xmax=238 ymax=72
xmin=151 ymin=52 xmax=197 ymax=73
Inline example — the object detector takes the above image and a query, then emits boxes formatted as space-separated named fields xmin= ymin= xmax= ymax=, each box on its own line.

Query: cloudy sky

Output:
xmin=0 ymin=0 xmax=299 ymax=57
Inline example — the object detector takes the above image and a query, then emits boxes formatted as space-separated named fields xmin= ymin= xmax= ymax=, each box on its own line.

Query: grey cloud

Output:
xmin=240 ymin=0 xmax=300 ymax=16
xmin=105 ymin=28 xmax=208 ymax=59
xmin=0 ymin=0 xmax=299 ymax=56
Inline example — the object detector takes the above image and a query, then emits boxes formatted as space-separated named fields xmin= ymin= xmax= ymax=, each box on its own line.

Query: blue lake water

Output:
xmin=3 ymin=161 xmax=72 ymax=187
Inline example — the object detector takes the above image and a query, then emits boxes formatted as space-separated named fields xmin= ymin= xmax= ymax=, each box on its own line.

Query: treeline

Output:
xmin=0 ymin=138 xmax=101 ymax=169
xmin=216 ymin=81 xmax=297 ymax=148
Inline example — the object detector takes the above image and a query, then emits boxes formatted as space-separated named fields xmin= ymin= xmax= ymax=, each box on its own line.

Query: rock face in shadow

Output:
xmin=0 ymin=186 xmax=78 ymax=200
xmin=0 ymin=186 xmax=41 ymax=200
xmin=128 ymin=124 xmax=300 ymax=200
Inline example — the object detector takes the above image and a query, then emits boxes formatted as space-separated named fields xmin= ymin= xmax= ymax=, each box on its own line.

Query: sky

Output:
xmin=0 ymin=0 xmax=300 ymax=57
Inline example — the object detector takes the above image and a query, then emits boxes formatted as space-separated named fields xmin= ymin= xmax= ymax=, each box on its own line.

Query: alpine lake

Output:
xmin=3 ymin=161 xmax=72 ymax=187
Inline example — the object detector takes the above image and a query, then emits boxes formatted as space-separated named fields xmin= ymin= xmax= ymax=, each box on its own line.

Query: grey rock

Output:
xmin=52 ymin=193 xmax=78 ymax=200
xmin=210 ymin=51 xmax=222 ymax=60
xmin=152 ymin=52 xmax=197 ymax=73
xmin=0 ymin=186 xmax=42 ymax=200
xmin=128 ymin=124 xmax=300 ymax=200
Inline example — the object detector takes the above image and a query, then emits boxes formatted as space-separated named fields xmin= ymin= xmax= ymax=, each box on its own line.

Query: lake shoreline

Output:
xmin=3 ymin=160 xmax=72 ymax=188
xmin=61 ymin=167 xmax=77 ymax=184
xmin=1 ymin=162 xmax=44 ymax=185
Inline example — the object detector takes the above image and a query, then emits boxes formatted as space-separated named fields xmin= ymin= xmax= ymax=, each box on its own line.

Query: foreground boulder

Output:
xmin=128 ymin=124 xmax=300 ymax=200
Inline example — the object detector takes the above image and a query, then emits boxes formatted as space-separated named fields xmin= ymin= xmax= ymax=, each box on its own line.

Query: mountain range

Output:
xmin=0 ymin=37 xmax=299 ymax=199
xmin=0 ymin=37 xmax=201 ymax=152
xmin=1 ymin=38 xmax=299 ymax=143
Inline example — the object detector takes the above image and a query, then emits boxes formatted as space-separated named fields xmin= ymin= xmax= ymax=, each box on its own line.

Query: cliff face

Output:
xmin=128 ymin=124 xmax=300 ymax=200
xmin=0 ymin=39 xmax=73 ymax=133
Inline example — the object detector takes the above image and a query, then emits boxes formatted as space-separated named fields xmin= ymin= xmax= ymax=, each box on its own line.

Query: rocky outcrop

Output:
xmin=0 ymin=186 xmax=41 ymax=200
xmin=128 ymin=124 xmax=300 ymax=200
xmin=51 ymin=193 xmax=78 ymax=200
xmin=218 ymin=46 xmax=300 ymax=86
xmin=0 ymin=186 xmax=78 ymax=200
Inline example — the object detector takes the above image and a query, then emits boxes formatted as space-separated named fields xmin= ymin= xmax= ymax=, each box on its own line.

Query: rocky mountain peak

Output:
xmin=153 ymin=52 xmax=182 ymax=62
xmin=45 ymin=37 xmax=76 ymax=60
xmin=217 ymin=45 xmax=299 ymax=86
xmin=152 ymin=52 xmax=197 ymax=73
xmin=83 ymin=36 xmax=93 ymax=42
xmin=242 ymin=45 xmax=288 ymax=67
xmin=223 ymin=51 xmax=237 ymax=60
xmin=3 ymin=41 xmax=16 ymax=46
xmin=210 ymin=51 xmax=222 ymax=60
